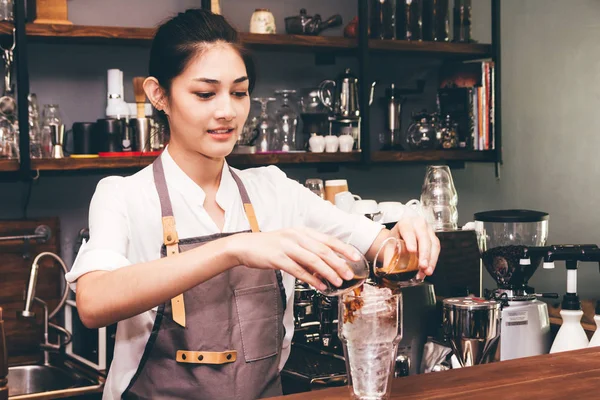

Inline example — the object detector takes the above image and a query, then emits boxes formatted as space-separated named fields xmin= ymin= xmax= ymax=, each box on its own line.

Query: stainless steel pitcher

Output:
xmin=318 ymin=68 xmax=376 ymax=121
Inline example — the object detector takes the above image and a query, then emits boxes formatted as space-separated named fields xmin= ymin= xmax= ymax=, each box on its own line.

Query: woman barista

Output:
xmin=66 ymin=9 xmax=440 ymax=400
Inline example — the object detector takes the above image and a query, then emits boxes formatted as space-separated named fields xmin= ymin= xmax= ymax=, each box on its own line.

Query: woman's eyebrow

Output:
xmin=192 ymin=76 xmax=248 ymax=84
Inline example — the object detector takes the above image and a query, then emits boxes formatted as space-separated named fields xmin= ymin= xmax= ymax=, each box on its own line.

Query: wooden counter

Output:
xmin=273 ymin=347 xmax=600 ymax=399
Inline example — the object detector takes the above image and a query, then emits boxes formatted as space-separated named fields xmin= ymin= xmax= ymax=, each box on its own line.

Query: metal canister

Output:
xmin=442 ymin=297 xmax=500 ymax=367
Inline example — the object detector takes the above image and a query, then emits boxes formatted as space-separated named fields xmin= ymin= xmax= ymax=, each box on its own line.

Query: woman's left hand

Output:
xmin=390 ymin=212 xmax=440 ymax=277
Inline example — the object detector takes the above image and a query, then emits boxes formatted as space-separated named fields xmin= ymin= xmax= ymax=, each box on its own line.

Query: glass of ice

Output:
xmin=338 ymin=285 xmax=403 ymax=400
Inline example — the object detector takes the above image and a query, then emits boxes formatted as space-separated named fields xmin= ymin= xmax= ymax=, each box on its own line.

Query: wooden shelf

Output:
xmin=26 ymin=151 xmax=361 ymax=172
xmin=369 ymin=39 xmax=491 ymax=58
xmin=371 ymin=150 xmax=497 ymax=163
xmin=0 ymin=22 xmax=490 ymax=57
xmin=0 ymin=22 xmax=356 ymax=52
xmin=0 ymin=159 xmax=18 ymax=172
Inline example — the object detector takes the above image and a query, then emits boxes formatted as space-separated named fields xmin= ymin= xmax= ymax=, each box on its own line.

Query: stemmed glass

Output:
xmin=252 ymin=97 xmax=277 ymax=152
xmin=274 ymin=90 xmax=298 ymax=152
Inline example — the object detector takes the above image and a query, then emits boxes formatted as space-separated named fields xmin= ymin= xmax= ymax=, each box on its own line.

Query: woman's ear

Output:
xmin=143 ymin=77 xmax=169 ymax=115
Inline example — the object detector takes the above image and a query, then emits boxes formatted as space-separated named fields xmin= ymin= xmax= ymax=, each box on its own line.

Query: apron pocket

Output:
xmin=234 ymin=283 xmax=280 ymax=362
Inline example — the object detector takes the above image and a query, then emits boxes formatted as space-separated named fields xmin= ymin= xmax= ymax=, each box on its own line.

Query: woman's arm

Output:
xmin=77 ymin=228 xmax=359 ymax=329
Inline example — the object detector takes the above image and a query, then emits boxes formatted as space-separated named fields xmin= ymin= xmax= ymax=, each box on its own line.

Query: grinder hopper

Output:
xmin=474 ymin=210 xmax=549 ymax=293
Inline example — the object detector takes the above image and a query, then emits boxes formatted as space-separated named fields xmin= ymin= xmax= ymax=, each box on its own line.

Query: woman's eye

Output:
xmin=233 ymin=91 xmax=248 ymax=98
xmin=195 ymin=92 xmax=214 ymax=99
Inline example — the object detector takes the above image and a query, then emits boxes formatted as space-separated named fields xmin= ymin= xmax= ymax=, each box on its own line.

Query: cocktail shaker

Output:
xmin=50 ymin=124 xmax=65 ymax=158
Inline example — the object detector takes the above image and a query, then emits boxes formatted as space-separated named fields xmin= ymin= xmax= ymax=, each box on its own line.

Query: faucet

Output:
xmin=18 ymin=252 xmax=72 ymax=365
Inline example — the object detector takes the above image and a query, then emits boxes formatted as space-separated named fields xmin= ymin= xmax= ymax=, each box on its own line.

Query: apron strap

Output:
xmin=153 ymin=160 xmax=186 ymax=327
xmin=228 ymin=167 xmax=260 ymax=233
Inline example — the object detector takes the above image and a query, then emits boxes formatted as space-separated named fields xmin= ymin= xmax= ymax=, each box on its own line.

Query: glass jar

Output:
xmin=406 ymin=112 xmax=438 ymax=150
xmin=370 ymin=0 xmax=397 ymax=40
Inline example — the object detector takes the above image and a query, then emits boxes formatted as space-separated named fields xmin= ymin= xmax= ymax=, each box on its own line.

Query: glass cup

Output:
xmin=305 ymin=178 xmax=325 ymax=199
xmin=373 ymin=236 xmax=423 ymax=289
xmin=338 ymin=287 xmax=403 ymax=400
xmin=316 ymin=247 xmax=370 ymax=297
xmin=0 ymin=117 xmax=18 ymax=159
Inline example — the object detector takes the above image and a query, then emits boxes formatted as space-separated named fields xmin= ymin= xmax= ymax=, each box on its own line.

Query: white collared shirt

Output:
xmin=66 ymin=147 xmax=383 ymax=400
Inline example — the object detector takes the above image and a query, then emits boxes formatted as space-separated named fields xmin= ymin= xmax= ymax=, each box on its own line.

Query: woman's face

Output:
xmin=165 ymin=44 xmax=250 ymax=159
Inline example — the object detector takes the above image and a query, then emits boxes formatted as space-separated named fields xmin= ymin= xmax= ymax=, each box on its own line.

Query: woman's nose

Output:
xmin=214 ymin=96 xmax=237 ymax=120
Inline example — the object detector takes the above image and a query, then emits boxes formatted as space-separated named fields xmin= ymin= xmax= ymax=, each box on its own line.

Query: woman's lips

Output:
xmin=207 ymin=128 xmax=235 ymax=140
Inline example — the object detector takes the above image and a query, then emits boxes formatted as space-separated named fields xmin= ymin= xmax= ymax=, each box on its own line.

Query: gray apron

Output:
xmin=122 ymin=158 xmax=287 ymax=400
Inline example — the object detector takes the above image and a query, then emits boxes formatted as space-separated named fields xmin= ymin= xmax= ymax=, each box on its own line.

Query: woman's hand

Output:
xmin=226 ymin=227 xmax=362 ymax=291
xmin=391 ymin=212 xmax=440 ymax=278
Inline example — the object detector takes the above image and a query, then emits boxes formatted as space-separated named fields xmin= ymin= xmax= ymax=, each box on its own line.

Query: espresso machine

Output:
xmin=474 ymin=210 xmax=556 ymax=361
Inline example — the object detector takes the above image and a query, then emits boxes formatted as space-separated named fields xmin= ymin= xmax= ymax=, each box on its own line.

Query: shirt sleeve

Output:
xmin=266 ymin=167 xmax=384 ymax=255
xmin=65 ymin=176 xmax=133 ymax=291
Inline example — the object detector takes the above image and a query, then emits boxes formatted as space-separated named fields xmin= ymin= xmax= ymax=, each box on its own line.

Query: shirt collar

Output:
xmin=159 ymin=146 xmax=237 ymax=211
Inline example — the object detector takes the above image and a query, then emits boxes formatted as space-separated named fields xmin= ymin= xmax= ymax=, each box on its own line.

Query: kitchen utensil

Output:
xmin=274 ymin=90 xmax=298 ymax=151
xmin=373 ymin=237 xmax=422 ymax=289
xmin=130 ymin=117 xmax=152 ymax=152
xmin=308 ymin=134 xmax=325 ymax=152
xmin=443 ymin=297 xmax=500 ymax=367
xmin=133 ymin=77 xmax=146 ymax=119
xmin=316 ymin=246 xmax=370 ymax=297
xmin=338 ymin=134 xmax=354 ymax=152
xmin=284 ymin=9 xmax=343 ymax=36
xmin=304 ymin=178 xmax=325 ymax=199
xmin=420 ymin=165 xmax=458 ymax=231
xmin=72 ymin=122 xmax=97 ymax=155
xmin=252 ymin=97 xmax=277 ymax=152
xmin=334 ymin=191 xmax=361 ymax=213
xmin=318 ymin=69 xmax=376 ymax=122
xmin=250 ymin=9 xmax=276 ymax=34
xmin=338 ymin=286 xmax=402 ymax=400
xmin=380 ymin=84 xmax=406 ymax=150
xmin=324 ymin=179 xmax=348 ymax=203
xmin=50 ymin=124 xmax=65 ymax=158
xmin=406 ymin=111 xmax=438 ymax=149
xmin=96 ymin=118 xmax=125 ymax=152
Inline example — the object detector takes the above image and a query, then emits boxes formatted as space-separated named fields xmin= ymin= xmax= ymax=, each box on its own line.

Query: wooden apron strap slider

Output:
xmin=176 ymin=350 xmax=237 ymax=364
xmin=243 ymin=203 xmax=260 ymax=233
xmin=161 ymin=215 xmax=186 ymax=327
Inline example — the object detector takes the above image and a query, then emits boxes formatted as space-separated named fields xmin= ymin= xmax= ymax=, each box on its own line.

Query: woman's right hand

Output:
xmin=226 ymin=227 xmax=361 ymax=291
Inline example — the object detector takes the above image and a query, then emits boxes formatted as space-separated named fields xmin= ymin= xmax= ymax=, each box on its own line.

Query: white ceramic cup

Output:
xmin=351 ymin=199 xmax=379 ymax=216
xmin=309 ymin=135 xmax=325 ymax=152
xmin=338 ymin=134 xmax=354 ymax=152
xmin=325 ymin=135 xmax=340 ymax=153
xmin=335 ymin=191 xmax=362 ymax=213
xmin=378 ymin=201 xmax=404 ymax=224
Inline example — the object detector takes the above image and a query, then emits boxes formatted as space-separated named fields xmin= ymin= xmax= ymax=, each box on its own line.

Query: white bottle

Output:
xmin=588 ymin=301 xmax=600 ymax=347
xmin=550 ymin=309 xmax=589 ymax=353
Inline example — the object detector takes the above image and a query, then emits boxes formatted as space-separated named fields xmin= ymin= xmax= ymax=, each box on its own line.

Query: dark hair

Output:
xmin=148 ymin=9 xmax=256 ymax=131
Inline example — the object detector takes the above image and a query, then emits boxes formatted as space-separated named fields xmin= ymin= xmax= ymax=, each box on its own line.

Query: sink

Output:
xmin=8 ymin=364 xmax=100 ymax=398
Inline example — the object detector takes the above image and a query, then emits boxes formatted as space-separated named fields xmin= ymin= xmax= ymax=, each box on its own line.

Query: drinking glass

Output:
xmin=316 ymin=247 xmax=370 ymax=297
xmin=338 ymin=286 xmax=402 ymax=400
xmin=0 ymin=117 xmax=18 ymax=159
xmin=252 ymin=97 xmax=277 ymax=152
xmin=373 ymin=236 xmax=423 ymax=288
xmin=420 ymin=165 xmax=458 ymax=231
xmin=305 ymin=178 xmax=325 ymax=199
xmin=28 ymin=94 xmax=43 ymax=158
xmin=0 ymin=0 xmax=13 ymax=21
xmin=274 ymin=90 xmax=299 ymax=151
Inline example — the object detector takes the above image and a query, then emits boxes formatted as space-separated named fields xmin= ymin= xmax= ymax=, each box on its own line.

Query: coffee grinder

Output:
xmin=474 ymin=210 xmax=556 ymax=361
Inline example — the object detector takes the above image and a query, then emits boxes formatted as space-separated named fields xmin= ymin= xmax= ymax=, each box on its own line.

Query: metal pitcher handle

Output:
xmin=318 ymin=80 xmax=336 ymax=112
